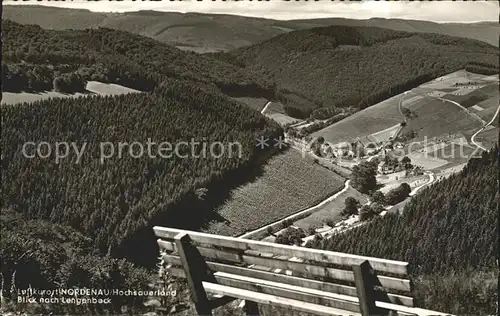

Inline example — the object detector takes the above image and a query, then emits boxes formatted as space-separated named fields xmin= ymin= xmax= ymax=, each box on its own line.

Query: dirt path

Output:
xmin=409 ymin=171 xmax=435 ymax=196
xmin=437 ymin=96 xmax=486 ymax=125
xmin=260 ymin=101 xmax=272 ymax=114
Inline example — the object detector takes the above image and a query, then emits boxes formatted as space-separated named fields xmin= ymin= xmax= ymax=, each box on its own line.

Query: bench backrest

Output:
xmin=154 ymin=226 xmax=421 ymax=315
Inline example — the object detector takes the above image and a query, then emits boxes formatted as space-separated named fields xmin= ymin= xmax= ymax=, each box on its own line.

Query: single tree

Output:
xmin=342 ymin=197 xmax=360 ymax=216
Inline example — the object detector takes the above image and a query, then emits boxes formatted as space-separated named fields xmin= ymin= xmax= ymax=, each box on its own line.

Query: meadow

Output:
xmin=265 ymin=113 xmax=301 ymax=126
xmin=203 ymin=149 xmax=345 ymax=236
xmin=1 ymin=81 xmax=142 ymax=105
xmin=402 ymin=96 xmax=482 ymax=140
xmin=231 ymin=96 xmax=269 ymax=112
xmin=294 ymin=186 xmax=367 ymax=230
xmin=472 ymin=95 xmax=499 ymax=125
xmin=311 ymin=93 xmax=404 ymax=145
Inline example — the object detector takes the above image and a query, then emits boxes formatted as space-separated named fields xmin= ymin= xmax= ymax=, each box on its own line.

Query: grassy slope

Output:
xmin=294 ymin=186 xmax=367 ymax=230
xmin=316 ymin=70 xmax=493 ymax=147
xmin=231 ymin=97 xmax=268 ymax=112
xmin=311 ymin=93 xmax=403 ymax=144
xmin=476 ymin=127 xmax=500 ymax=150
xmin=4 ymin=5 xmax=499 ymax=52
xmin=1 ymin=81 xmax=142 ymax=105
xmin=402 ymin=96 xmax=482 ymax=140
xmin=203 ymin=149 xmax=345 ymax=236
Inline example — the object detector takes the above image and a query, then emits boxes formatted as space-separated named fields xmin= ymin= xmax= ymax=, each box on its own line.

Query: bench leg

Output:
xmin=243 ymin=300 xmax=260 ymax=316
xmin=353 ymin=260 xmax=378 ymax=316
xmin=175 ymin=232 xmax=213 ymax=316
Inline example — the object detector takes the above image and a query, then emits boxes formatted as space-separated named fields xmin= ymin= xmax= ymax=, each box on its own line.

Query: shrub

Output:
xmin=266 ymin=226 xmax=274 ymax=235
xmin=275 ymin=227 xmax=306 ymax=246
xmin=341 ymin=197 xmax=360 ymax=216
xmin=385 ymin=183 xmax=411 ymax=205
xmin=325 ymin=218 xmax=337 ymax=227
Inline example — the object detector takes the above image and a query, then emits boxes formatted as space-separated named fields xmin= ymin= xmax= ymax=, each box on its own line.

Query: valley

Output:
xmin=244 ymin=69 xmax=498 ymax=251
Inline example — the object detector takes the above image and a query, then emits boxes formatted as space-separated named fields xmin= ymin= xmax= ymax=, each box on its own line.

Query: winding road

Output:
xmin=470 ymin=103 xmax=500 ymax=152
xmin=409 ymin=171 xmax=435 ymax=196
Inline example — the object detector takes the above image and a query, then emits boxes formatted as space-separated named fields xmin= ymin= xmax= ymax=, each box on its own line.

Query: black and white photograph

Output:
xmin=1 ymin=0 xmax=498 ymax=315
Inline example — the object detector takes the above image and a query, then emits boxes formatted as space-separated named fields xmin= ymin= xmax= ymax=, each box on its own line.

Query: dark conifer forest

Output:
xmin=2 ymin=20 xmax=275 ymax=97
xmin=2 ymin=82 xmax=282 ymax=262
xmin=307 ymin=146 xmax=499 ymax=314
xmin=1 ymin=21 xmax=282 ymax=313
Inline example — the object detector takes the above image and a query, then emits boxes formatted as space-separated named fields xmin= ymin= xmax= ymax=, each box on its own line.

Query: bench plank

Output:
xmin=154 ymin=227 xmax=408 ymax=275
xmin=160 ymin=248 xmax=411 ymax=292
xmin=160 ymin=254 xmax=414 ymax=307
xmin=375 ymin=302 xmax=454 ymax=316
xmin=213 ymin=272 xmax=361 ymax=313
xmin=203 ymin=282 xmax=362 ymax=316
xmin=165 ymin=265 xmax=443 ymax=315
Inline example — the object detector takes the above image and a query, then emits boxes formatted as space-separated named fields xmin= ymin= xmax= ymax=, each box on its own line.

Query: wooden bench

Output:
xmin=154 ymin=227 xmax=452 ymax=316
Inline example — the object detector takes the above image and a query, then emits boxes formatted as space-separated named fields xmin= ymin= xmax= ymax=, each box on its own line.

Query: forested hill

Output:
xmin=3 ymin=5 xmax=499 ymax=52
xmin=2 ymin=80 xmax=282 ymax=267
xmin=2 ymin=19 xmax=283 ymax=268
xmin=2 ymin=20 xmax=274 ymax=97
xmin=307 ymin=145 xmax=498 ymax=314
xmin=219 ymin=26 xmax=499 ymax=118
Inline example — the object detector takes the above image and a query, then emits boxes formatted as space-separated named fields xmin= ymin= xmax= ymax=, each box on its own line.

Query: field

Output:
xmin=261 ymin=101 xmax=303 ymax=126
xmin=1 ymin=90 xmax=89 ymax=105
xmin=401 ymin=96 xmax=482 ymax=140
xmin=202 ymin=149 xmax=345 ymax=236
xmin=311 ymin=93 xmax=404 ymax=145
xmin=1 ymin=81 xmax=141 ymax=105
xmin=265 ymin=113 xmax=301 ymax=126
xmin=85 ymin=81 xmax=142 ymax=95
xmin=441 ymin=83 xmax=498 ymax=108
xmin=264 ymin=101 xmax=286 ymax=115
xmin=471 ymin=94 xmax=499 ymax=125
xmin=231 ymin=97 xmax=269 ymax=112
xmin=418 ymin=70 xmax=471 ymax=90
xmin=294 ymin=185 xmax=367 ymax=230
xmin=368 ymin=124 xmax=401 ymax=143
xmin=310 ymin=70 xmax=495 ymax=183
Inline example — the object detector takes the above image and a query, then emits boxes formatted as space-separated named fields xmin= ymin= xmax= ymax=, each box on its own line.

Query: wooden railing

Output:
xmin=154 ymin=226 xmax=453 ymax=316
